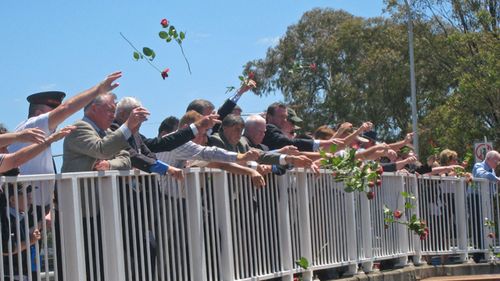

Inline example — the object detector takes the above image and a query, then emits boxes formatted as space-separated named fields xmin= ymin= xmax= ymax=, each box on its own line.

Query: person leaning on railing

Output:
xmin=155 ymin=110 xmax=264 ymax=187
xmin=473 ymin=150 xmax=500 ymax=184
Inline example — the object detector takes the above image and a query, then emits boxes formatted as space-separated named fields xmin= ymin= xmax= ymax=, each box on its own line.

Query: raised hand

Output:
xmin=17 ymin=128 xmax=46 ymax=144
xmin=46 ymin=125 xmax=76 ymax=144
xmin=97 ymin=71 xmax=122 ymax=94
xmin=194 ymin=113 xmax=221 ymax=132
xmin=238 ymin=79 xmax=257 ymax=94
xmin=125 ymin=107 xmax=150 ymax=133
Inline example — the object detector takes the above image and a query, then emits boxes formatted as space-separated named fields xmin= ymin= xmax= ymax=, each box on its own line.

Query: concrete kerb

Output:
xmin=329 ymin=262 xmax=500 ymax=281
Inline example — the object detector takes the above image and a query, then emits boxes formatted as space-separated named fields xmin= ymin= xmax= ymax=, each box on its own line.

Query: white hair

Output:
xmin=116 ymin=97 xmax=142 ymax=117
xmin=485 ymin=150 xmax=500 ymax=161
xmin=245 ymin=114 xmax=266 ymax=130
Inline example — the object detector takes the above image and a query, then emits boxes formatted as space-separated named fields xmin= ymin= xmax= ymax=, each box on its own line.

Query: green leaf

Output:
xmin=166 ymin=37 xmax=172 ymax=43
xmin=295 ymin=257 xmax=309 ymax=269
xmin=133 ymin=52 xmax=140 ymax=61
xmin=405 ymin=202 xmax=415 ymax=209
xmin=143 ymin=47 xmax=154 ymax=57
xmin=238 ymin=75 xmax=245 ymax=81
xmin=159 ymin=31 xmax=169 ymax=39
xmin=180 ymin=31 xmax=185 ymax=40
xmin=149 ymin=50 xmax=156 ymax=60
xmin=329 ymin=144 xmax=337 ymax=154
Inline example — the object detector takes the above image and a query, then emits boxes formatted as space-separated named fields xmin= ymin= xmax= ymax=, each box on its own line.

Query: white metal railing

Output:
xmin=1 ymin=170 xmax=498 ymax=281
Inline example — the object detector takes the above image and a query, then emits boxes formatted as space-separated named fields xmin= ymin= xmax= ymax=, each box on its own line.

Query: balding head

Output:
xmin=244 ymin=115 xmax=267 ymax=145
xmin=485 ymin=150 xmax=500 ymax=169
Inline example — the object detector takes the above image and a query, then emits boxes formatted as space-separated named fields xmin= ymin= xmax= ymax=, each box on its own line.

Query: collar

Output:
xmin=83 ymin=116 xmax=106 ymax=136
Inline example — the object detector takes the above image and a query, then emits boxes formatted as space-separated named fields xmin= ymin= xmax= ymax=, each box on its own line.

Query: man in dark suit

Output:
xmin=208 ymin=114 xmax=314 ymax=170
xmin=262 ymin=102 xmax=343 ymax=151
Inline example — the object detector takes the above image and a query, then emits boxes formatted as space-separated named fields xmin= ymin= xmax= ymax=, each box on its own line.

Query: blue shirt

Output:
xmin=472 ymin=161 xmax=499 ymax=182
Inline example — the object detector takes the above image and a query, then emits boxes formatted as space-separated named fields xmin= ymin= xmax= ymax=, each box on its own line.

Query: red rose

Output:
xmin=161 ymin=18 xmax=169 ymax=28
xmin=248 ymin=71 xmax=255 ymax=80
xmin=488 ymin=232 xmax=495 ymax=239
xmin=309 ymin=63 xmax=317 ymax=71
xmin=376 ymin=166 xmax=384 ymax=175
xmin=393 ymin=210 xmax=403 ymax=219
xmin=161 ymin=68 xmax=170 ymax=79
xmin=420 ymin=233 xmax=428 ymax=240
xmin=368 ymin=181 xmax=375 ymax=188
xmin=376 ymin=179 xmax=382 ymax=187
xmin=367 ymin=191 xmax=375 ymax=200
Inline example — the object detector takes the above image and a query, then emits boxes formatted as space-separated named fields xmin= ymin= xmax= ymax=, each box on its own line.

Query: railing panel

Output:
xmin=4 ymin=169 xmax=499 ymax=281
xmin=307 ymin=171 xmax=356 ymax=269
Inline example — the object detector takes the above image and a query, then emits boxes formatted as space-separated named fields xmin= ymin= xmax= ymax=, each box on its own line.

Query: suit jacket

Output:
xmin=208 ymin=132 xmax=282 ymax=165
xmin=142 ymin=126 xmax=195 ymax=153
xmin=262 ymin=123 xmax=315 ymax=151
xmin=61 ymin=120 xmax=131 ymax=172
xmin=111 ymin=122 xmax=157 ymax=173
xmin=212 ymin=99 xmax=237 ymax=133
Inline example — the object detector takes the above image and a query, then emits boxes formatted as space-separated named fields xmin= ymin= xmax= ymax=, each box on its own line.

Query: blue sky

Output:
xmin=0 ymin=0 xmax=386 ymax=165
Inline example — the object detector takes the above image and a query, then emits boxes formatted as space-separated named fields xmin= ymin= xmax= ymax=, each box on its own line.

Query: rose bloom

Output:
xmin=161 ymin=18 xmax=169 ymax=28
xmin=161 ymin=68 xmax=170 ymax=79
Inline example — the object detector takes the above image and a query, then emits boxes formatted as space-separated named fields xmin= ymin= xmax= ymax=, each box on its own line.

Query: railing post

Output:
xmin=296 ymin=170 xmax=312 ymax=281
xmin=212 ymin=171 xmax=235 ymax=281
xmin=455 ymin=178 xmax=468 ymax=262
xmin=411 ymin=176 xmax=423 ymax=265
xmin=395 ymin=175 xmax=409 ymax=267
xmin=186 ymin=171 xmax=207 ymax=281
xmin=358 ymin=191 xmax=373 ymax=274
xmin=344 ymin=189 xmax=359 ymax=272
xmin=99 ymin=173 xmax=126 ymax=281
xmin=481 ymin=180 xmax=493 ymax=260
xmin=57 ymin=177 xmax=86 ymax=280
xmin=277 ymin=174 xmax=293 ymax=281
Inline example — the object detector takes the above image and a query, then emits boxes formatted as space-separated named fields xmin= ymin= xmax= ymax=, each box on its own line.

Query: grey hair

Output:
xmin=84 ymin=92 xmax=117 ymax=112
xmin=485 ymin=150 xmax=500 ymax=161
xmin=245 ymin=114 xmax=266 ymax=130
xmin=116 ymin=97 xmax=142 ymax=117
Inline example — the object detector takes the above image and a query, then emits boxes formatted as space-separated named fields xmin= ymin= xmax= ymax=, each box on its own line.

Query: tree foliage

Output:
xmin=244 ymin=3 xmax=498 ymax=158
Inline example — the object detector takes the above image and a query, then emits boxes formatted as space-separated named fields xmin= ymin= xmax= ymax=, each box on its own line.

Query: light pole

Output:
xmin=403 ymin=0 xmax=419 ymax=156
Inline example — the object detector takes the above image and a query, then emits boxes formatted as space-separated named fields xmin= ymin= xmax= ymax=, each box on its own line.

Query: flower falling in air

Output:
xmin=161 ymin=68 xmax=170 ymax=79
xmin=161 ymin=18 xmax=169 ymax=28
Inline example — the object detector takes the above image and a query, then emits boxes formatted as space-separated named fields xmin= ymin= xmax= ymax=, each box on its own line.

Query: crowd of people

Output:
xmin=1 ymin=71 xmax=499 ymax=279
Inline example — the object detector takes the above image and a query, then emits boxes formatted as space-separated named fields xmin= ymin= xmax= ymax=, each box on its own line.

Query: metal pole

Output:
xmin=404 ymin=0 xmax=419 ymax=156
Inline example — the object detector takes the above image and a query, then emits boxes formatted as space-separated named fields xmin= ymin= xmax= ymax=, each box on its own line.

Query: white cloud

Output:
xmin=256 ymin=36 xmax=280 ymax=46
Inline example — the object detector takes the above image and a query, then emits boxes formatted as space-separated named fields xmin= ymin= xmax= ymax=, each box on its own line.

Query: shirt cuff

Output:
xmin=150 ymin=160 xmax=169 ymax=175
xmin=189 ymin=123 xmax=198 ymax=136
xmin=119 ymin=124 xmax=132 ymax=140
xmin=313 ymin=140 xmax=320 ymax=152
xmin=229 ymin=92 xmax=243 ymax=103
xmin=248 ymin=161 xmax=258 ymax=169
xmin=279 ymin=154 xmax=287 ymax=165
